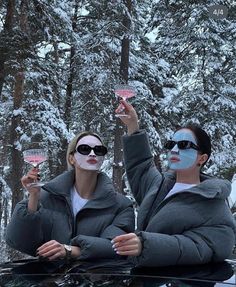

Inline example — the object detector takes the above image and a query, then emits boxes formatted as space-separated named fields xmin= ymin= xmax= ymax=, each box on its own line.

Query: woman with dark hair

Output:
xmin=6 ymin=131 xmax=135 ymax=262
xmin=112 ymin=100 xmax=236 ymax=267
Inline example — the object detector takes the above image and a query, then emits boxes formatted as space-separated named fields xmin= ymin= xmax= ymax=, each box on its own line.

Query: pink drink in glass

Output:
xmin=114 ymin=84 xmax=136 ymax=117
xmin=23 ymin=148 xmax=48 ymax=187
xmin=114 ymin=87 xmax=136 ymax=100
xmin=23 ymin=154 xmax=47 ymax=167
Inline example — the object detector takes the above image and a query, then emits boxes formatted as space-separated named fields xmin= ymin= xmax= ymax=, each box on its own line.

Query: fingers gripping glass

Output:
xmin=164 ymin=140 xmax=199 ymax=151
xmin=114 ymin=84 xmax=136 ymax=117
xmin=23 ymin=148 xmax=48 ymax=187
xmin=76 ymin=144 xmax=108 ymax=156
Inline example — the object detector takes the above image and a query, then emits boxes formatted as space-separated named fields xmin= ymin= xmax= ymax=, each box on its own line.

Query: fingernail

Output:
xmin=112 ymin=244 xmax=116 ymax=249
xmin=116 ymin=251 xmax=120 ymax=254
xmin=111 ymin=240 xmax=114 ymax=244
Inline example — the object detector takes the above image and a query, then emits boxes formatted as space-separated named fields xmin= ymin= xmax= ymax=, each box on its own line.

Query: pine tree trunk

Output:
xmin=8 ymin=0 xmax=28 ymax=213
xmin=0 ymin=119 xmax=11 ymax=224
xmin=64 ymin=45 xmax=75 ymax=129
xmin=113 ymin=122 xmax=125 ymax=193
xmin=8 ymin=71 xmax=24 ymax=213
xmin=60 ymin=4 xmax=79 ymax=175
xmin=64 ymin=3 xmax=78 ymax=129
xmin=0 ymin=0 xmax=15 ymax=96
xmin=112 ymin=0 xmax=132 ymax=193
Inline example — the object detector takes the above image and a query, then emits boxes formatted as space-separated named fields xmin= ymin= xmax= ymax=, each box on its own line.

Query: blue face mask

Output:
xmin=167 ymin=129 xmax=198 ymax=170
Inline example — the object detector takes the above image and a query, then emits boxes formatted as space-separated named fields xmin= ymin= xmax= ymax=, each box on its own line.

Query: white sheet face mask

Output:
xmin=167 ymin=129 xmax=198 ymax=170
xmin=74 ymin=135 xmax=104 ymax=171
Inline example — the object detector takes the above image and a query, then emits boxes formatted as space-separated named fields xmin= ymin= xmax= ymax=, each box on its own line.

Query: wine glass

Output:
xmin=114 ymin=84 xmax=136 ymax=117
xmin=23 ymin=147 xmax=48 ymax=187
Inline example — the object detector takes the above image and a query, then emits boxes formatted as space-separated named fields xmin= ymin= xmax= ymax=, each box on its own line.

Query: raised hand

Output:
xmin=21 ymin=167 xmax=40 ymax=190
xmin=21 ymin=168 xmax=41 ymax=212
xmin=115 ymin=100 xmax=140 ymax=135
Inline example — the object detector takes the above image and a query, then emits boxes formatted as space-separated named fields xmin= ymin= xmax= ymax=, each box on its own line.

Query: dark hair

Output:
xmin=180 ymin=123 xmax=211 ymax=167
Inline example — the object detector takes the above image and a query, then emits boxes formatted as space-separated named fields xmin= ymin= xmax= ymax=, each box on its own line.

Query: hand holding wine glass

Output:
xmin=23 ymin=147 xmax=48 ymax=187
xmin=21 ymin=167 xmax=40 ymax=189
xmin=115 ymin=100 xmax=140 ymax=135
xmin=21 ymin=167 xmax=42 ymax=212
xmin=22 ymin=145 xmax=48 ymax=212
xmin=114 ymin=84 xmax=136 ymax=118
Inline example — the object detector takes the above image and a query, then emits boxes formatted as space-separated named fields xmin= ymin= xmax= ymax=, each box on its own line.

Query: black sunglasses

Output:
xmin=76 ymin=144 xmax=108 ymax=156
xmin=164 ymin=140 xmax=199 ymax=151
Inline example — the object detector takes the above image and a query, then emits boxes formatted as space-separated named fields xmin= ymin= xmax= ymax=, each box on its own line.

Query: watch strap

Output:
xmin=63 ymin=244 xmax=72 ymax=262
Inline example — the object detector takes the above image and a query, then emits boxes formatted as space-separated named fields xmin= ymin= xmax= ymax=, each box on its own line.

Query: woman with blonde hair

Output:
xmin=6 ymin=131 xmax=135 ymax=262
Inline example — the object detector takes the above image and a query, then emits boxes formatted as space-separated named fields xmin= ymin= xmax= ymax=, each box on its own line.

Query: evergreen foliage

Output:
xmin=0 ymin=0 xmax=235 ymax=262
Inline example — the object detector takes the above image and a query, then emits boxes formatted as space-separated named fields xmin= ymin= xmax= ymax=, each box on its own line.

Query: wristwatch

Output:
xmin=63 ymin=244 xmax=72 ymax=261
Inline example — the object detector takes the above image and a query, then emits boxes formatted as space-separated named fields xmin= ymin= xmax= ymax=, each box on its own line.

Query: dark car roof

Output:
xmin=1 ymin=258 xmax=236 ymax=286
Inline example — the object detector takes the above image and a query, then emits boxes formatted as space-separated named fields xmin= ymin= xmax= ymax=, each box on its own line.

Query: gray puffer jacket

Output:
xmin=123 ymin=130 xmax=236 ymax=267
xmin=6 ymin=170 xmax=135 ymax=260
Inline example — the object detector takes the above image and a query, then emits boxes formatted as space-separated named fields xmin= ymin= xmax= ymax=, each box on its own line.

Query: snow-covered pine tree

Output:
xmin=147 ymin=0 xmax=236 ymax=175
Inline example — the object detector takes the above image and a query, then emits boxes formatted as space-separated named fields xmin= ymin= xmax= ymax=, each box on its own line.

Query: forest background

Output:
xmin=0 ymin=0 xmax=236 ymax=262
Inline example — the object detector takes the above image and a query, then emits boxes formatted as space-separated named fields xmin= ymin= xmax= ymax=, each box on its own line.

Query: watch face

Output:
xmin=64 ymin=244 xmax=72 ymax=252
xmin=64 ymin=244 xmax=72 ymax=261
